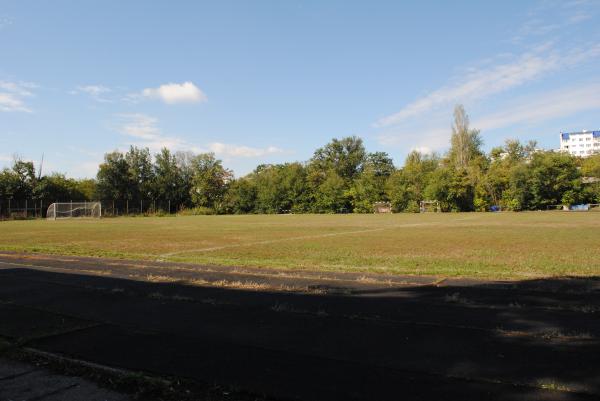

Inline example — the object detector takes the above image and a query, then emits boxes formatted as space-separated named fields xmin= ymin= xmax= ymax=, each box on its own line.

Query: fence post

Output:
xmin=126 ymin=199 xmax=129 ymax=215
xmin=25 ymin=199 xmax=28 ymax=218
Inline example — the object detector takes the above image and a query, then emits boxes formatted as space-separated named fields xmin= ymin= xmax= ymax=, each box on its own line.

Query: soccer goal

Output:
xmin=46 ymin=202 xmax=102 ymax=220
xmin=419 ymin=200 xmax=440 ymax=213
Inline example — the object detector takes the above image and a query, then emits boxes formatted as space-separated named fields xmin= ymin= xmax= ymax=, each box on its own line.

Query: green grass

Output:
xmin=1 ymin=212 xmax=599 ymax=279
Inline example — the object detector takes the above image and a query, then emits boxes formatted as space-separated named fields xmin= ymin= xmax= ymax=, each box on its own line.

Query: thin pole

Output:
xmin=25 ymin=199 xmax=28 ymax=218
xmin=126 ymin=199 xmax=129 ymax=215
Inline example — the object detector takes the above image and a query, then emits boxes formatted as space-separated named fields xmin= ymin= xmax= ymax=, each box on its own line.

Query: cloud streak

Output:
xmin=378 ymin=81 xmax=600 ymax=157
xmin=207 ymin=143 xmax=283 ymax=158
xmin=375 ymin=43 xmax=600 ymax=128
xmin=116 ymin=114 xmax=283 ymax=159
xmin=117 ymin=113 xmax=187 ymax=151
xmin=0 ymin=81 xmax=36 ymax=112
xmin=473 ymin=82 xmax=600 ymax=132
xmin=70 ymin=85 xmax=112 ymax=102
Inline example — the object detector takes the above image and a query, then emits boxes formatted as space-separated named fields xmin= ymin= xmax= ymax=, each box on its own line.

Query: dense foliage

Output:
xmin=2 ymin=106 xmax=599 ymax=215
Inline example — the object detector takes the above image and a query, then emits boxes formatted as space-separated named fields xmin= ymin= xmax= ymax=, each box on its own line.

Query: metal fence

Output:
xmin=0 ymin=198 xmax=185 ymax=219
xmin=0 ymin=199 xmax=48 ymax=219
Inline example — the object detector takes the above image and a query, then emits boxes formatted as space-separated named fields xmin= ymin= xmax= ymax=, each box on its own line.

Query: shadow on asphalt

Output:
xmin=1 ymin=266 xmax=599 ymax=401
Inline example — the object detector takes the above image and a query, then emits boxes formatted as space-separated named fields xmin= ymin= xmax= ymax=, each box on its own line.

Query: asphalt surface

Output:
xmin=0 ymin=252 xmax=599 ymax=400
xmin=0 ymin=356 xmax=131 ymax=401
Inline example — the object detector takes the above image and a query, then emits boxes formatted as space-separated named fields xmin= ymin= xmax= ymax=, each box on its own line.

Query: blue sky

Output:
xmin=1 ymin=0 xmax=599 ymax=177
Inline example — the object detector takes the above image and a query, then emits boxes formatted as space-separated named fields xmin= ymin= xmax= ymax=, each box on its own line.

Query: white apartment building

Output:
xmin=559 ymin=130 xmax=600 ymax=157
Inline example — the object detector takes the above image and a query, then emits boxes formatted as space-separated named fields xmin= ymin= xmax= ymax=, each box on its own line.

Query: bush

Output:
xmin=177 ymin=206 xmax=216 ymax=216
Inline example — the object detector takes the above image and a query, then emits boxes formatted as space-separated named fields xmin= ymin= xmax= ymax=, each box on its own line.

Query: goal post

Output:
xmin=46 ymin=202 xmax=102 ymax=220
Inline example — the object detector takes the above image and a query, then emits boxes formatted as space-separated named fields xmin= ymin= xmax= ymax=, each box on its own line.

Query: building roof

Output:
xmin=561 ymin=130 xmax=600 ymax=140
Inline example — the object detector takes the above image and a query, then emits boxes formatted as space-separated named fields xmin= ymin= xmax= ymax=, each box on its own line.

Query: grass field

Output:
xmin=1 ymin=212 xmax=599 ymax=279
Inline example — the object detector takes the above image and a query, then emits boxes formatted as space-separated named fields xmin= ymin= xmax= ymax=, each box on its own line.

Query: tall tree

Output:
xmin=448 ymin=105 xmax=483 ymax=170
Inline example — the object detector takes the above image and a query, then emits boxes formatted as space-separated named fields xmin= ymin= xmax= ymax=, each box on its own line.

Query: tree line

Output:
xmin=1 ymin=105 xmax=600 ymax=217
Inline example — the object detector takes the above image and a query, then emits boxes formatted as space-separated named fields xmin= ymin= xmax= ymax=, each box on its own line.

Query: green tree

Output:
xmin=223 ymin=177 xmax=257 ymax=214
xmin=386 ymin=151 xmax=439 ymax=212
xmin=154 ymin=148 xmax=186 ymax=211
xmin=125 ymin=146 xmax=155 ymax=204
xmin=33 ymin=173 xmax=86 ymax=203
xmin=313 ymin=170 xmax=348 ymax=213
xmin=581 ymin=154 xmax=600 ymax=178
xmin=96 ymin=151 xmax=130 ymax=202
xmin=310 ymin=136 xmax=367 ymax=182
xmin=527 ymin=152 xmax=582 ymax=209
xmin=448 ymin=105 xmax=484 ymax=170
xmin=189 ymin=153 xmax=232 ymax=211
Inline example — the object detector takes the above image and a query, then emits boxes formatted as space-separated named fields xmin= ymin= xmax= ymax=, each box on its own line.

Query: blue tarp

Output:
xmin=570 ymin=204 xmax=590 ymax=211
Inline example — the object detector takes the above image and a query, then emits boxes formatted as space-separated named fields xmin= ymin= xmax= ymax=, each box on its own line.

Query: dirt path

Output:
xmin=0 ymin=252 xmax=599 ymax=400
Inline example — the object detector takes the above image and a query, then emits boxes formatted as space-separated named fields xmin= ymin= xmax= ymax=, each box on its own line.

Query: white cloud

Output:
xmin=0 ymin=93 xmax=30 ymax=112
xmin=378 ymin=125 xmax=451 ymax=156
xmin=411 ymin=146 xmax=434 ymax=155
xmin=473 ymin=82 xmax=600 ymax=132
xmin=207 ymin=143 xmax=284 ymax=158
xmin=375 ymin=43 xmax=600 ymax=128
xmin=71 ymin=85 xmax=112 ymax=102
xmin=0 ymin=17 xmax=13 ymax=30
xmin=117 ymin=113 xmax=187 ymax=151
xmin=0 ymin=81 xmax=35 ymax=97
xmin=568 ymin=12 xmax=592 ymax=23
xmin=116 ymin=114 xmax=281 ymax=159
xmin=377 ymin=81 xmax=600 ymax=157
xmin=77 ymin=161 xmax=100 ymax=178
xmin=141 ymin=82 xmax=207 ymax=104
xmin=0 ymin=80 xmax=36 ymax=112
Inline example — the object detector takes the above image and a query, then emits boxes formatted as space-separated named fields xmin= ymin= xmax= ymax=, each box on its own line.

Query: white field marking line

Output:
xmin=160 ymin=219 xmax=474 ymax=258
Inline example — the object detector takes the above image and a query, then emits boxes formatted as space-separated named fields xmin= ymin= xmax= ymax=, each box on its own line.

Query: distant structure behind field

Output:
xmin=559 ymin=130 xmax=600 ymax=157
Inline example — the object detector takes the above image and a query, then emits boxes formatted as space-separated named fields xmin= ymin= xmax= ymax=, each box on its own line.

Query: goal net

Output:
xmin=46 ymin=202 xmax=102 ymax=220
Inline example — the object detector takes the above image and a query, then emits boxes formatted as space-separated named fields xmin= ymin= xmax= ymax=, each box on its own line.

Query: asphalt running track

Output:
xmin=0 ymin=252 xmax=600 ymax=400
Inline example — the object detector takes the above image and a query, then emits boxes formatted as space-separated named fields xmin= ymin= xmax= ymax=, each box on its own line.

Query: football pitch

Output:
xmin=1 ymin=212 xmax=599 ymax=279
